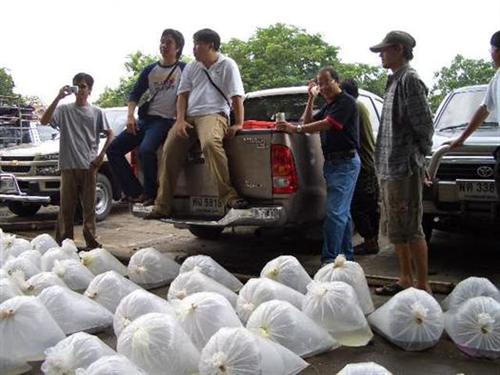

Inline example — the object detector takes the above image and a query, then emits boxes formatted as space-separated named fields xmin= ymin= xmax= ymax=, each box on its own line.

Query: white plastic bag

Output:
xmin=0 ymin=277 xmax=22 ymax=303
xmin=84 ymin=270 xmax=142 ymax=313
xmin=75 ymin=355 xmax=147 ymax=375
xmin=302 ymin=281 xmax=373 ymax=347
xmin=42 ymin=332 xmax=116 ymax=374
xmin=128 ymin=247 xmax=180 ymax=288
xmin=199 ymin=327 xmax=309 ymax=375
xmin=260 ymin=255 xmax=312 ymax=294
xmin=2 ymin=236 xmax=31 ymax=258
xmin=114 ymin=289 xmax=175 ymax=337
xmin=38 ymin=285 xmax=113 ymax=334
xmin=31 ymin=233 xmax=59 ymax=255
xmin=247 ymin=300 xmax=338 ymax=358
xmin=41 ymin=240 xmax=79 ymax=271
xmin=445 ymin=296 xmax=500 ymax=359
xmin=167 ymin=270 xmax=238 ymax=307
xmin=117 ymin=312 xmax=200 ymax=375
xmin=0 ymin=296 xmax=65 ymax=362
xmin=368 ymin=287 xmax=444 ymax=351
xmin=175 ymin=292 xmax=242 ymax=350
xmin=180 ymin=255 xmax=243 ymax=292
xmin=314 ymin=255 xmax=374 ymax=314
xmin=52 ymin=259 xmax=95 ymax=292
xmin=236 ymin=278 xmax=305 ymax=324
xmin=442 ymin=276 xmax=500 ymax=312
xmin=3 ymin=256 xmax=40 ymax=278
xmin=79 ymin=248 xmax=128 ymax=276
xmin=16 ymin=249 xmax=42 ymax=269
xmin=337 ymin=362 xmax=393 ymax=375
xmin=0 ymin=357 xmax=31 ymax=375
xmin=13 ymin=271 xmax=68 ymax=296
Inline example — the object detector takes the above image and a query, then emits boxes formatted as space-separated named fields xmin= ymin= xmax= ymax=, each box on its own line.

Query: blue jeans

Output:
xmin=321 ymin=153 xmax=361 ymax=263
xmin=107 ymin=116 xmax=174 ymax=199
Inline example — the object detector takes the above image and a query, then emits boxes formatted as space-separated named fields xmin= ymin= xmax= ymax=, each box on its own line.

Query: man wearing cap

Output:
xmin=448 ymin=30 xmax=500 ymax=199
xmin=370 ymin=31 xmax=434 ymax=295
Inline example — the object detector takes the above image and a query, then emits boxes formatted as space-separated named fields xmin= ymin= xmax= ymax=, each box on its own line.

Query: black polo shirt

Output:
xmin=313 ymin=91 xmax=360 ymax=155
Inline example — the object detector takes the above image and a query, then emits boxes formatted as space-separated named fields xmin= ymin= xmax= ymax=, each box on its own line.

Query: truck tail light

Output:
xmin=271 ymin=144 xmax=298 ymax=194
xmin=130 ymin=148 xmax=138 ymax=177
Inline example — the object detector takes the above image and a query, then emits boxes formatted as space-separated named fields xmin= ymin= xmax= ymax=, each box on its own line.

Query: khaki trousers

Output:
xmin=55 ymin=168 xmax=98 ymax=248
xmin=154 ymin=114 xmax=238 ymax=215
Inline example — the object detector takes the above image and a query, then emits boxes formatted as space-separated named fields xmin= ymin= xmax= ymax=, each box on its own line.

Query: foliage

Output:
xmin=430 ymin=54 xmax=495 ymax=111
xmin=0 ymin=67 xmax=16 ymax=98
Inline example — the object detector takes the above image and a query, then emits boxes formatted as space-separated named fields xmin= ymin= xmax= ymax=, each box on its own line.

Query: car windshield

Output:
xmin=104 ymin=108 xmax=128 ymax=135
xmin=37 ymin=124 xmax=59 ymax=141
xmin=435 ymin=89 xmax=498 ymax=131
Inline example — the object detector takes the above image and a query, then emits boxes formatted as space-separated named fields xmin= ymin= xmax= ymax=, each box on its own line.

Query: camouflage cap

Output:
xmin=370 ymin=31 xmax=416 ymax=52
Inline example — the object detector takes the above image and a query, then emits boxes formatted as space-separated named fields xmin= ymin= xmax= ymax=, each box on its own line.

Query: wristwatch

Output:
xmin=296 ymin=124 xmax=303 ymax=133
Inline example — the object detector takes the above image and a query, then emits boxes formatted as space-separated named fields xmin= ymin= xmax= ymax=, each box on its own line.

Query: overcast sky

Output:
xmin=2 ymin=0 xmax=499 ymax=105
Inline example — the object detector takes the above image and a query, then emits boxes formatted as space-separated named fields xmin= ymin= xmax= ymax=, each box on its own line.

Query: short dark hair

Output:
xmin=340 ymin=79 xmax=359 ymax=98
xmin=402 ymin=45 xmax=414 ymax=61
xmin=161 ymin=28 xmax=185 ymax=59
xmin=193 ymin=28 xmax=221 ymax=51
xmin=72 ymin=73 xmax=94 ymax=90
xmin=491 ymin=30 xmax=500 ymax=48
xmin=318 ymin=67 xmax=340 ymax=83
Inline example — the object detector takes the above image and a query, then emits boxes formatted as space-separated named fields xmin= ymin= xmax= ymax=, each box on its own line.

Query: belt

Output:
xmin=324 ymin=149 xmax=356 ymax=161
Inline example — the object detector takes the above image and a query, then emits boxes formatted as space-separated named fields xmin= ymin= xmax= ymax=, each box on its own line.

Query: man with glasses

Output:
xmin=145 ymin=28 xmax=247 ymax=220
xmin=41 ymin=73 xmax=113 ymax=250
xmin=448 ymin=31 xmax=500 ymax=199
xmin=369 ymin=31 xmax=434 ymax=296
xmin=277 ymin=67 xmax=360 ymax=263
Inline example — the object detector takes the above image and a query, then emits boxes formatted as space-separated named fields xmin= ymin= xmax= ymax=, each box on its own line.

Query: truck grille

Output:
xmin=436 ymin=163 xmax=496 ymax=181
xmin=0 ymin=156 xmax=34 ymax=173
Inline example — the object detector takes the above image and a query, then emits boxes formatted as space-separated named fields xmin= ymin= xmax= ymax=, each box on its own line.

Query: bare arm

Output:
xmin=276 ymin=118 xmax=331 ymax=134
xmin=448 ymin=105 xmax=490 ymax=149
xmin=226 ymin=95 xmax=244 ymax=138
xmin=40 ymin=86 xmax=70 ymax=125
xmin=92 ymin=128 xmax=114 ymax=168
xmin=126 ymin=101 xmax=138 ymax=135
xmin=173 ymin=92 xmax=193 ymax=138
xmin=302 ymin=82 xmax=319 ymax=124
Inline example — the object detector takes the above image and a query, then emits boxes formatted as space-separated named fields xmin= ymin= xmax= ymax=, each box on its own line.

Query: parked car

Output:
xmin=0 ymin=106 xmax=128 ymax=220
xmin=133 ymin=86 xmax=383 ymax=239
xmin=423 ymin=85 xmax=499 ymax=240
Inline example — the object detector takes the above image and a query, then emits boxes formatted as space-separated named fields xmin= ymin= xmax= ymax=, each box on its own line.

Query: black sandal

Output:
xmin=375 ymin=283 xmax=406 ymax=296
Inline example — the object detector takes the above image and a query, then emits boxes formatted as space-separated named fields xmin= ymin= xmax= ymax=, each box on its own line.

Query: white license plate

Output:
xmin=457 ymin=179 xmax=497 ymax=201
xmin=190 ymin=196 xmax=224 ymax=215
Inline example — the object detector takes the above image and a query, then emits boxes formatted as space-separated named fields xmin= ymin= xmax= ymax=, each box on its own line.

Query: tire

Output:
xmin=8 ymin=202 xmax=41 ymax=217
xmin=188 ymin=225 xmax=224 ymax=239
xmin=422 ymin=214 xmax=435 ymax=243
xmin=95 ymin=173 xmax=113 ymax=221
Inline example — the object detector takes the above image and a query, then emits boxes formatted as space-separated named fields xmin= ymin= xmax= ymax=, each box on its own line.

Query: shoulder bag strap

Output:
xmin=203 ymin=69 xmax=231 ymax=107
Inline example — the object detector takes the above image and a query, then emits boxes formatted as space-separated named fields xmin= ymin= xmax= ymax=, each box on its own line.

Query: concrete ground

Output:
xmin=2 ymin=204 xmax=500 ymax=374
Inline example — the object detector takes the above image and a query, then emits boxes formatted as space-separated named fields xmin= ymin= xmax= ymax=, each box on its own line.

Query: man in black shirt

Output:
xmin=277 ymin=67 xmax=360 ymax=263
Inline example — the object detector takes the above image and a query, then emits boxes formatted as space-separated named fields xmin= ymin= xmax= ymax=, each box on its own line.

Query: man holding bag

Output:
xmin=107 ymin=29 xmax=185 ymax=206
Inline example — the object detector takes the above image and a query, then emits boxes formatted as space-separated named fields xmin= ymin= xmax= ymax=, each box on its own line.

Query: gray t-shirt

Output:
xmin=51 ymin=103 xmax=109 ymax=170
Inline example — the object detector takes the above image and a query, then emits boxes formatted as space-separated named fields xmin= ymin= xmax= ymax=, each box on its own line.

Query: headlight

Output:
xmin=37 ymin=153 xmax=59 ymax=161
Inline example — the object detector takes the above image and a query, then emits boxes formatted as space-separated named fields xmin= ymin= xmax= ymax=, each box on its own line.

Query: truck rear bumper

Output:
xmin=132 ymin=205 xmax=287 ymax=228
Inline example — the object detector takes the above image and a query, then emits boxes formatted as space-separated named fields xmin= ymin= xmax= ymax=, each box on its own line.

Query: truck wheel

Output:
xmin=95 ymin=173 xmax=113 ymax=221
xmin=188 ymin=225 xmax=224 ymax=239
xmin=8 ymin=202 xmax=41 ymax=217
xmin=422 ymin=214 xmax=435 ymax=243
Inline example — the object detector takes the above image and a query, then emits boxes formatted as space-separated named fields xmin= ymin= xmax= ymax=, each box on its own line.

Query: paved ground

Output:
xmin=2 ymin=204 xmax=500 ymax=374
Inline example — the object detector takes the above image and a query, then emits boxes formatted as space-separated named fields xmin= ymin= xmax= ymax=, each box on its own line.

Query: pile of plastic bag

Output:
xmin=180 ymin=255 xmax=243 ymax=292
xmin=314 ymin=255 xmax=374 ymax=314
xmin=52 ymin=259 xmax=95 ymax=292
xmin=199 ymin=327 xmax=309 ymax=375
xmin=442 ymin=276 xmax=500 ymax=312
xmin=79 ymin=248 xmax=128 ymax=276
xmin=12 ymin=270 xmax=67 ymax=296
xmin=260 ymin=255 xmax=312 ymax=294
xmin=41 ymin=239 xmax=80 ymax=271
xmin=368 ymin=287 xmax=444 ymax=351
xmin=31 ymin=233 xmax=58 ymax=255
xmin=302 ymin=281 xmax=373 ymax=346
xmin=0 ymin=275 xmax=22 ymax=303
xmin=75 ymin=355 xmax=147 ymax=375
xmin=3 ymin=256 xmax=41 ymax=278
xmin=117 ymin=312 xmax=200 ymax=375
xmin=337 ymin=362 xmax=393 ymax=375
xmin=246 ymin=299 xmax=338 ymax=357
xmin=128 ymin=247 xmax=180 ymax=288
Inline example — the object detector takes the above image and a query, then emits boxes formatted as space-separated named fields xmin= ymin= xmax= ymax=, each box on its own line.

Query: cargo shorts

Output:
xmin=379 ymin=168 xmax=425 ymax=244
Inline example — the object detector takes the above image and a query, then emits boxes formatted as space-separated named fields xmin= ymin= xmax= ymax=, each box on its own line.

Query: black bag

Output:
xmin=138 ymin=63 xmax=179 ymax=119
xmin=203 ymin=70 xmax=235 ymax=125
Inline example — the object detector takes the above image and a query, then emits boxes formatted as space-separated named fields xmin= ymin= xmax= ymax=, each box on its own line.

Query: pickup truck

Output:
xmin=0 ymin=107 xmax=128 ymax=220
xmin=133 ymin=86 xmax=383 ymax=239
xmin=423 ymin=85 xmax=499 ymax=240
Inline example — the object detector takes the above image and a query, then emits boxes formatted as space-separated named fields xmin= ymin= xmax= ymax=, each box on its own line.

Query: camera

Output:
xmin=67 ymin=85 xmax=79 ymax=94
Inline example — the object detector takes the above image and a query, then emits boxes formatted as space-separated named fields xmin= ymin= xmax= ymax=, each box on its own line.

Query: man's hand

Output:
xmin=307 ymin=80 xmax=319 ymax=99
xmin=174 ymin=119 xmax=194 ymax=138
xmin=444 ymin=137 xmax=465 ymax=150
xmin=90 ymin=155 xmax=104 ymax=169
xmin=57 ymin=86 xmax=73 ymax=100
xmin=276 ymin=120 xmax=296 ymax=134
xmin=126 ymin=114 xmax=138 ymax=135
xmin=225 ymin=124 xmax=242 ymax=139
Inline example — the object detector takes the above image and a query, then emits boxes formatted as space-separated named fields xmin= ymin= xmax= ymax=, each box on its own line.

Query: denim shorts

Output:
xmin=379 ymin=168 xmax=425 ymax=244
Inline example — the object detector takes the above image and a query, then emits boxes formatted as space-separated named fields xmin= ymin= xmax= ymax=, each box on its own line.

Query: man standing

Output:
xmin=448 ymin=31 xmax=500 ymax=198
xmin=277 ymin=67 xmax=360 ymax=263
xmin=41 ymin=73 xmax=113 ymax=249
xmin=107 ymin=29 xmax=185 ymax=206
xmin=145 ymin=28 xmax=247 ymax=220
xmin=369 ymin=31 xmax=434 ymax=295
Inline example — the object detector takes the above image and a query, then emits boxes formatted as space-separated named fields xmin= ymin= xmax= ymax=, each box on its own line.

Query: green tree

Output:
xmin=95 ymin=51 xmax=157 ymax=108
xmin=430 ymin=54 xmax=495 ymax=111
xmin=0 ymin=67 xmax=16 ymax=97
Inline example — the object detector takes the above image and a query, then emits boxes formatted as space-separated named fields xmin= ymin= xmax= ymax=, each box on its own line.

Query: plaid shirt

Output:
xmin=375 ymin=65 xmax=433 ymax=180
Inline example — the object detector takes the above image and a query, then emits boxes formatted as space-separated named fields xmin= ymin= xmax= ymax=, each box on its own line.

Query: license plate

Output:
xmin=457 ymin=179 xmax=497 ymax=201
xmin=0 ymin=175 xmax=18 ymax=194
xmin=190 ymin=196 xmax=224 ymax=215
